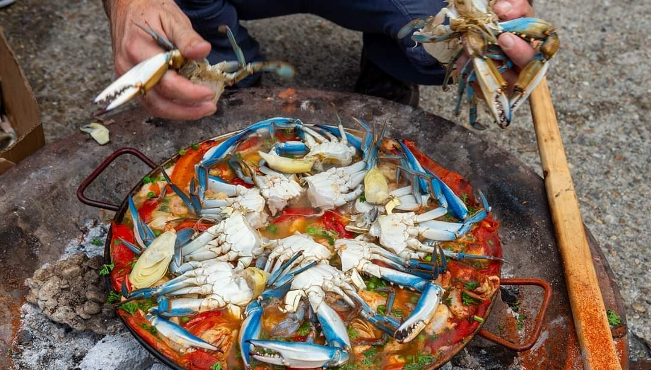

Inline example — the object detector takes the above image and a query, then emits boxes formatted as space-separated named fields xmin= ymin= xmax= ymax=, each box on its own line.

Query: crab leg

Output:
xmin=145 ymin=310 xmax=221 ymax=352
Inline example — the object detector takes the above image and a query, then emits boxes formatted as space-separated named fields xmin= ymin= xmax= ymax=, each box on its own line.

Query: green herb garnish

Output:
xmin=211 ymin=363 xmax=223 ymax=370
xmin=141 ymin=323 xmax=158 ymax=334
xmin=347 ymin=326 xmax=359 ymax=340
xmin=191 ymin=143 xmax=199 ymax=150
xmin=147 ymin=191 xmax=155 ymax=199
xmin=266 ymin=224 xmax=278 ymax=234
xmin=359 ymin=193 xmax=366 ymax=203
xmin=107 ymin=291 xmax=121 ymax=304
xmin=119 ymin=301 xmax=139 ymax=315
xmin=606 ymin=309 xmax=622 ymax=326
xmin=91 ymin=238 xmax=103 ymax=246
xmin=297 ymin=321 xmax=311 ymax=336
xmin=516 ymin=314 xmax=527 ymax=331
xmin=461 ymin=292 xmax=476 ymax=306
xmin=99 ymin=263 xmax=114 ymax=276
xmin=498 ymin=323 xmax=505 ymax=331
xmin=178 ymin=149 xmax=187 ymax=156
xmin=464 ymin=280 xmax=480 ymax=290
xmin=142 ymin=176 xmax=152 ymax=184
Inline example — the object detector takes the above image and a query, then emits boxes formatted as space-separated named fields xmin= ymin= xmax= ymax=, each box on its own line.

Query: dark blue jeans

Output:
xmin=175 ymin=0 xmax=447 ymax=86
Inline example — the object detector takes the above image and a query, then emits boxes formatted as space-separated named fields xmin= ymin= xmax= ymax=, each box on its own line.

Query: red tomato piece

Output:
xmin=183 ymin=311 xmax=229 ymax=335
xmin=109 ymin=222 xmax=136 ymax=267
xmin=138 ymin=198 xmax=159 ymax=224
xmin=180 ymin=350 xmax=222 ymax=370
xmin=272 ymin=207 xmax=322 ymax=224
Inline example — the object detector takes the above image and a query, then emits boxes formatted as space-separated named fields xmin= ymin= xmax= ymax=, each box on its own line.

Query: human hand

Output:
xmin=104 ymin=0 xmax=217 ymax=120
xmin=455 ymin=0 xmax=538 ymax=93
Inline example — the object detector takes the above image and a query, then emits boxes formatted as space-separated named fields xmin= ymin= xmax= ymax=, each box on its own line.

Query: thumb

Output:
xmin=163 ymin=18 xmax=211 ymax=60
xmin=499 ymin=33 xmax=537 ymax=68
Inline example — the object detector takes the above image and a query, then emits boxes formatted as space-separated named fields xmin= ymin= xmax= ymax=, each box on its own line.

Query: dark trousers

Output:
xmin=175 ymin=0 xmax=447 ymax=86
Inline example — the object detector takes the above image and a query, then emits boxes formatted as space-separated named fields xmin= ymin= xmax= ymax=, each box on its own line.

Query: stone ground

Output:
xmin=0 ymin=0 xmax=649 ymax=367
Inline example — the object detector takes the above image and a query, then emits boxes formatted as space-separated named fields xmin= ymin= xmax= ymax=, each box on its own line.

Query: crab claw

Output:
xmin=472 ymin=57 xmax=512 ymax=128
xmin=146 ymin=310 xmax=222 ymax=352
xmin=94 ymin=50 xmax=183 ymax=111
xmin=394 ymin=283 xmax=444 ymax=343
xmin=510 ymin=56 xmax=550 ymax=115
xmin=247 ymin=340 xmax=350 ymax=368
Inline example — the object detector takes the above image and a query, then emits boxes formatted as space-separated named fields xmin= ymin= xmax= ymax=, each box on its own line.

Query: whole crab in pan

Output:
xmin=399 ymin=0 xmax=559 ymax=129
xmin=94 ymin=24 xmax=295 ymax=112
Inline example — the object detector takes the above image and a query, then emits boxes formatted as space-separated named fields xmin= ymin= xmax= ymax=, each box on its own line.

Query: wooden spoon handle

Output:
xmin=529 ymin=77 xmax=622 ymax=370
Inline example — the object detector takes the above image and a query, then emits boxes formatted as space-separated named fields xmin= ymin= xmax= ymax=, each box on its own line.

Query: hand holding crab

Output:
xmin=399 ymin=0 xmax=558 ymax=129
xmin=98 ymin=0 xmax=294 ymax=119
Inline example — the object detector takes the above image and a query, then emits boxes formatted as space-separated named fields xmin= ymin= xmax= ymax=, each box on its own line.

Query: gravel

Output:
xmin=0 ymin=0 xmax=649 ymax=365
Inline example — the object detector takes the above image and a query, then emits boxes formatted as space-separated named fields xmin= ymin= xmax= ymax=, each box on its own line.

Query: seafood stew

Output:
xmin=105 ymin=117 xmax=503 ymax=370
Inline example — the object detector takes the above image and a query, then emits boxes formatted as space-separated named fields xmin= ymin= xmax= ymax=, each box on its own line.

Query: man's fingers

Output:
xmin=156 ymin=71 xmax=216 ymax=103
xmin=162 ymin=14 xmax=210 ymax=60
xmin=494 ymin=0 xmax=534 ymax=20
xmin=498 ymin=33 xmax=538 ymax=68
xmin=139 ymin=89 xmax=217 ymax=120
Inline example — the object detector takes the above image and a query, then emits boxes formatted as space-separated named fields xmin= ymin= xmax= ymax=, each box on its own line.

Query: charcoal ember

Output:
xmin=25 ymin=253 xmax=120 ymax=335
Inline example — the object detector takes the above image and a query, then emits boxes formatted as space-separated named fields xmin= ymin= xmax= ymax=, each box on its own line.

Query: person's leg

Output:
xmin=230 ymin=0 xmax=446 ymax=84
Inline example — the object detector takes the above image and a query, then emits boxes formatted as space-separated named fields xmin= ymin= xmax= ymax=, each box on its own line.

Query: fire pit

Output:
xmin=0 ymin=88 xmax=629 ymax=369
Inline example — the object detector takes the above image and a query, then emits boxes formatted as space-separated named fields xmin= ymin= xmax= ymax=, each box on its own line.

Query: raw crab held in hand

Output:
xmin=399 ymin=0 xmax=559 ymax=129
xmin=94 ymin=24 xmax=295 ymax=112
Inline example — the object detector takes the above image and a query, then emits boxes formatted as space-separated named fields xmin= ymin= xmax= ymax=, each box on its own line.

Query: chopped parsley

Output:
xmin=297 ymin=321 xmax=311 ymax=336
xmin=358 ymin=193 xmax=366 ymax=203
xmin=119 ymin=301 xmax=139 ymax=315
xmin=211 ymin=363 xmax=223 ymax=370
xmin=464 ymin=280 xmax=480 ymax=290
xmin=99 ymin=263 xmax=114 ymax=276
xmin=141 ymin=323 xmax=158 ymax=334
xmin=498 ymin=323 xmax=505 ymax=331
xmin=444 ymin=296 xmax=452 ymax=306
xmin=91 ymin=238 xmax=104 ymax=246
xmin=403 ymin=354 xmax=436 ymax=370
xmin=606 ymin=310 xmax=622 ymax=326
xmin=461 ymin=292 xmax=477 ymax=306
xmin=106 ymin=291 xmax=121 ymax=304
xmin=347 ymin=326 xmax=359 ymax=340
xmin=516 ymin=314 xmax=527 ymax=331
xmin=266 ymin=224 xmax=278 ymax=234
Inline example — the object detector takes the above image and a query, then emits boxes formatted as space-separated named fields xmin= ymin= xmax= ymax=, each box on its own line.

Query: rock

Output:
xmin=15 ymin=329 xmax=33 ymax=345
xmin=25 ymin=252 xmax=120 ymax=334
xmin=149 ymin=362 xmax=173 ymax=370
xmin=79 ymin=332 xmax=155 ymax=370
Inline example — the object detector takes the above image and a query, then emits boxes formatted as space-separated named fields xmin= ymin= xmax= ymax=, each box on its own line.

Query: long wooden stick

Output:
xmin=529 ymin=78 xmax=621 ymax=370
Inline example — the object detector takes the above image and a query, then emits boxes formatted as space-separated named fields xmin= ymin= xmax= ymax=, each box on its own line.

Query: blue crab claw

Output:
xmin=94 ymin=50 xmax=181 ymax=112
xmin=397 ymin=18 xmax=430 ymax=39
xmin=145 ymin=310 xmax=222 ymax=352
xmin=510 ymin=56 xmax=550 ymax=115
xmin=239 ymin=259 xmax=312 ymax=369
xmin=201 ymin=117 xmax=303 ymax=165
xmin=128 ymin=195 xmax=156 ymax=248
xmin=247 ymin=340 xmax=350 ymax=368
xmin=394 ymin=283 xmax=444 ymax=343
xmin=472 ymin=57 xmax=512 ymax=128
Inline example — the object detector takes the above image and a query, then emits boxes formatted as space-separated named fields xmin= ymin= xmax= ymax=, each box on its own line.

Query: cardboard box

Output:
xmin=0 ymin=27 xmax=44 ymax=175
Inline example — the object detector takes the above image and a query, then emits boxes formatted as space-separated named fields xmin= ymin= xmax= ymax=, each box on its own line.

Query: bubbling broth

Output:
xmin=108 ymin=120 xmax=502 ymax=370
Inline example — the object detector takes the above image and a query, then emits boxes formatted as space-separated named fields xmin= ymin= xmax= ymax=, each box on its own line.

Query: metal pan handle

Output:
xmin=77 ymin=148 xmax=158 ymax=211
xmin=477 ymin=278 xmax=552 ymax=352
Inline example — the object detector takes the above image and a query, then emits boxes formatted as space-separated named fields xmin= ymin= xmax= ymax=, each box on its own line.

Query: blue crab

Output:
xmin=399 ymin=0 xmax=559 ymax=129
